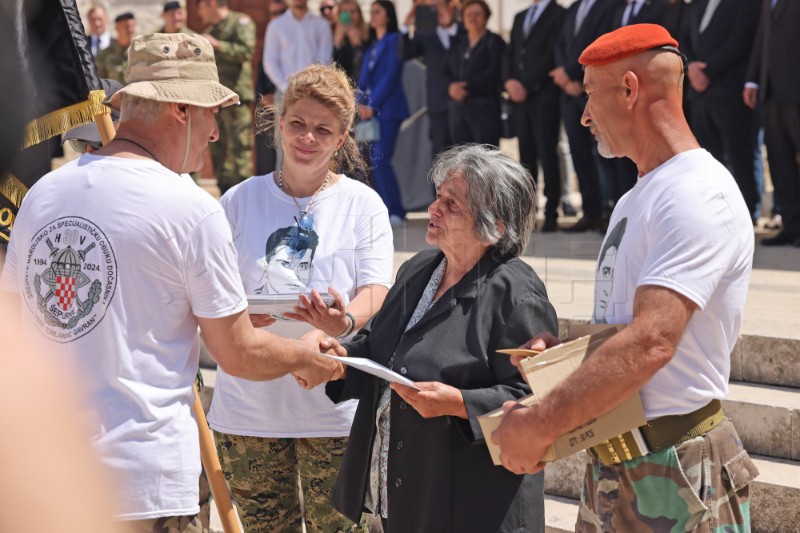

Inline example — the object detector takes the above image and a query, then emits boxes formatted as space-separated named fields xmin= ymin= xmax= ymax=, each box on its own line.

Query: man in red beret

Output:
xmin=493 ymin=23 xmax=757 ymax=531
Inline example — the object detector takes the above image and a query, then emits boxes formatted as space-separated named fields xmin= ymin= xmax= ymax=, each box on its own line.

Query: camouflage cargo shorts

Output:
xmin=577 ymin=418 xmax=759 ymax=532
xmin=214 ymin=431 xmax=367 ymax=533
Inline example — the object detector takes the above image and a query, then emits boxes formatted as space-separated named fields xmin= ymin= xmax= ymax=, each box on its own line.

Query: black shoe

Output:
xmin=563 ymin=216 xmax=604 ymax=233
xmin=562 ymin=202 xmax=577 ymax=217
xmin=540 ymin=218 xmax=558 ymax=233
xmin=761 ymin=231 xmax=800 ymax=247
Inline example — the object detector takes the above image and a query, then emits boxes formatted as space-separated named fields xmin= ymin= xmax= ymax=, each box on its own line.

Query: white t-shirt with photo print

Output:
xmin=207 ymin=173 xmax=394 ymax=437
xmin=592 ymin=149 xmax=753 ymax=419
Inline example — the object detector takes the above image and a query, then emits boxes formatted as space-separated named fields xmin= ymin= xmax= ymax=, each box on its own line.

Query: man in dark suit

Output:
xmin=398 ymin=0 xmax=465 ymax=160
xmin=610 ymin=0 xmax=669 ymax=28
xmin=745 ymin=0 xmax=800 ymax=246
xmin=552 ymin=0 xmax=616 ymax=232
xmin=596 ymin=0 xmax=671 ymax=214
xmin=684 ymin=0 xmax=761 ymax=220
xmin=503 ymin=0 xmax=566 ymax=232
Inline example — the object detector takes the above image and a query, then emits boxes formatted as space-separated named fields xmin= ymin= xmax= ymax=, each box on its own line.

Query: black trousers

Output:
xmin=448 ymin=99 xmax=501 ymax=148
xmin=512 ymin=96 xmax=562 ymax=220
xmin=691 ymin=94 xmax=759 ymax=217
xmin=561 ymin=93 xmax=602 ymax=219
xmin=764 ymin=100 xmax=800 ymax=237
xmin=428 ymin=110 xmax=453 ymax=160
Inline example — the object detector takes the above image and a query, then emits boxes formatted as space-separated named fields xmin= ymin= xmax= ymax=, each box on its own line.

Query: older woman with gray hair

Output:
xmin=318 ymin=144 xmax=558 ymax=532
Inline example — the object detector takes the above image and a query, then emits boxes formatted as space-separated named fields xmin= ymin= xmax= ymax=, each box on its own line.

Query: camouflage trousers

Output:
xmin=210 ymin=102 xmax=253 ymax=195
xmin=124 ymin=514 xmax=202 ymax=533
xmin=214 ymin=431 xmax=366 ymax=533
xmin=577 ymin=418 xmax=759 ymax=532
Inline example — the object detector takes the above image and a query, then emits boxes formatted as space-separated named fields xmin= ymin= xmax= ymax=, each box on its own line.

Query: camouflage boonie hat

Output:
xmin=106 ymin=33 xmax=239 ymax=110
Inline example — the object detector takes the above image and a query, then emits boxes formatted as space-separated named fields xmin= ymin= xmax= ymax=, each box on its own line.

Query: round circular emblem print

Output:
xmin=22 ymin=217 xmax=118 ymax=342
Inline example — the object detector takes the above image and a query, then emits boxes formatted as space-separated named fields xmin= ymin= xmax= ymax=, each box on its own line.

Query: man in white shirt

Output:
xmin=263 ymin=0 xmax=333 ymax=93
xmin=0 ymin=33 xmax=339 ymax=531
xmin=86 ymin=3 xmax=111 ymax=57
xmin=493 ymin=24 xmax=758 ymax=531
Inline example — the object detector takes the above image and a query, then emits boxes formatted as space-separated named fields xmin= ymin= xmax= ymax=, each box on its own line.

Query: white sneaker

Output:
xmin=389 ymin=215 xmax=406 ymax=229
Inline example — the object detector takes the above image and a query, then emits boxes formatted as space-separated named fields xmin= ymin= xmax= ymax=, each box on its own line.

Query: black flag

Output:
xmin=0 ymin=0 xmax=105 ymax=245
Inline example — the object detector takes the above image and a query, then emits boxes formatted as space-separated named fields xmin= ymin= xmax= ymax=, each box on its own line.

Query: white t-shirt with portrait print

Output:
xmin=207 ymin=172 xmax=394 ymax=437
xmin=592 ymin=149 xmax=753 ymax=419
xmin=0 ymin=154 xmax=248 ymax=519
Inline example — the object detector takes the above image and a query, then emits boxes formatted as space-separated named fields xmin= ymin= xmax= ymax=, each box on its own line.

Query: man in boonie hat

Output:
xmin=492 ymin=23 xmax=757 ymax=532
xmin=0 ymin=32 xmax=341 ymax=531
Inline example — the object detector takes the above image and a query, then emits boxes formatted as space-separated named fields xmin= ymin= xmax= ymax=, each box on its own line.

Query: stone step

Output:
xmin=557 ymin=318 xmax=800 ymax=389
xmin=730 ymin=334 xmax=800 ymax=389
xmin=544 ymin=494 xmax=579 ymax=533
xmin=544 ymin=453 xmax=800 ymax=533
xmin=724 ymin=382 xmax=800 ymax=461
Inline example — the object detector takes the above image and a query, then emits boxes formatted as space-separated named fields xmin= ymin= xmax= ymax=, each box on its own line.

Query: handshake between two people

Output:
xmin=291 ymin=330 xmax=347 ymax=390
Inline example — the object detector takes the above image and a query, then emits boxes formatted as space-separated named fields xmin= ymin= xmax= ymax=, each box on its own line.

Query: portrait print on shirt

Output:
xmin=254 ymin=224 xmax=320 ymax=295
xmin=593 ymin=217 xmax=627 ymax=324
xmin=22 ymin=216 xmax=118 ymax=342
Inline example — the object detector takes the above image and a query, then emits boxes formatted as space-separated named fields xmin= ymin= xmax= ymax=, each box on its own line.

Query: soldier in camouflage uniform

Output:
xmin=96 ymin=12 xmax=136 ymax=84
xmin=492 ymin=24 xmax=758 ymax=532
xmin=159 ymin=1 xmax=193 ymax=35
xmin=197 ymin=0 xmax=255 ymax=195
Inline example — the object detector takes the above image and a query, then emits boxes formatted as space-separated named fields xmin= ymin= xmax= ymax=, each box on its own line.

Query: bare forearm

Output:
xmin=532 ymin=327 xmax=673 ymax=442
xmin=225 ymin=328 xmax=313 ymax=380
xmin=199 ymin=311 xmax=317 ymax=380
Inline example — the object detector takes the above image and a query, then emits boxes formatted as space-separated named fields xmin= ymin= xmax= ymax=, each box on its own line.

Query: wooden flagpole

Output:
xmin=194 ymin=384 xmax=242 ymax=533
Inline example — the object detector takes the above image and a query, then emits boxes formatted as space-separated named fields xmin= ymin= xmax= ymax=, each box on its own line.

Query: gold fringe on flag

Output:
xmin=0 ymin=174 xmax=28 ymax=210
xmin=22 ymin=89 xmax=108 ymax=149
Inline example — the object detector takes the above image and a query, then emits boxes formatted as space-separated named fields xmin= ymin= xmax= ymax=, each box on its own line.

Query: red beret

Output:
xmin=579 ymin=24 xmax=680 ymax=66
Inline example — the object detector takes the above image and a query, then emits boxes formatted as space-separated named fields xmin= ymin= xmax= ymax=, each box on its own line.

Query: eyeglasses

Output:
xmin=67 ymin=139 xmax=103 ymax=153
xmin=287 ymin=213 xmax=314 ymax=256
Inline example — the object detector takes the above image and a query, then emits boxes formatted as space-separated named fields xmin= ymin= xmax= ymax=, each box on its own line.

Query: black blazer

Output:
xmin=682 ymin=0 xmax=761 ymax=99
xmin=746 ymin=0 xmax=800 ymax=103
xmin=398 ymin=24 xmax=466 ymax=113
xmin=443 ymin=31 xmax=507 ymax=103
xmin=555 ymin=0 xmax=617 ymax=83
xmin=503 ymin=2 xmax=566 ymax=103
xmin=327 ymin=249 xmax=558 ymax=533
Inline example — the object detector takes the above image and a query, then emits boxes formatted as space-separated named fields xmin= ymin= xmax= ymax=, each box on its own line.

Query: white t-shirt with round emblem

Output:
xmin=0 ymin=154 xmax=247 ymax=520
xmin=207 ymin=173 xmax=394 ymax=438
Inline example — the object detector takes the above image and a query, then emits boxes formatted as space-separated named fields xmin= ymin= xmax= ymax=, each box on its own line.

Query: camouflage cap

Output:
xmin=106 ymin=33 xmax=239 ymax=110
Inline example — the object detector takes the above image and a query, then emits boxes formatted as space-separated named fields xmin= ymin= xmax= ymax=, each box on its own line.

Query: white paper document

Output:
xmin=321 ymin=354 xmax=420 ymax=390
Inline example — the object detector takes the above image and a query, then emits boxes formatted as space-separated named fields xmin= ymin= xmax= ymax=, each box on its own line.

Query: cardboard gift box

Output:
xmin=479 ymin=325 xmax=645 ymax=465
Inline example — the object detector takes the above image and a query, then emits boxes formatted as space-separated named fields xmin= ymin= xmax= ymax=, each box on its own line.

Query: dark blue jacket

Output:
xmin=359 ymin=32 xmax=410 ymax=121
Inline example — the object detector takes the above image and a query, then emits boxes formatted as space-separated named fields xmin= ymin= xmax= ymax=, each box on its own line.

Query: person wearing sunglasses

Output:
xmin=207 ymin=64 xmax=393 ymax=533
xmin=320 ymin=0 xmax=338 ymax=31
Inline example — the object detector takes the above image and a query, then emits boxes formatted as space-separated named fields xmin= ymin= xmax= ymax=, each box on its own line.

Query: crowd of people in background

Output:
xmin=80 ymin=0 xmax=799 ymax=244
